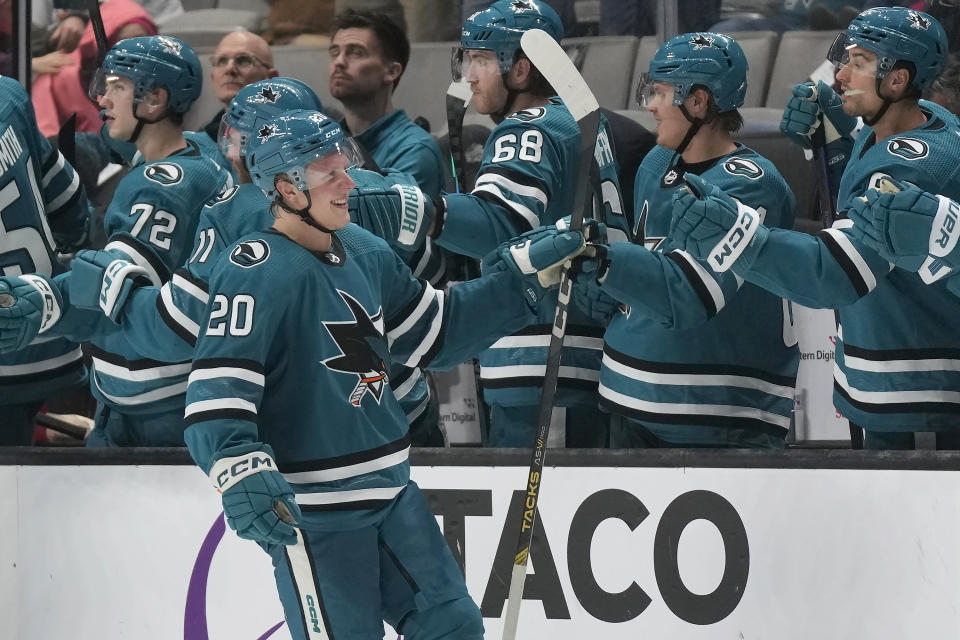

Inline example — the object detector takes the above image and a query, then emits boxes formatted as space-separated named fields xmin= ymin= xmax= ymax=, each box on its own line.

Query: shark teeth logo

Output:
xmin=322 ymin=290 xmax=389 ymax=407
xmin=887 ymin=138 xmax=928 ymax=160
xmin=908 ymin=11 xmax=930 ymax=30
xmin=144 ymin=162 xmax=184 ymax=186
xmin=229 ymin=239 xmax=270 ymax=268
xmin=723 ymin=157 xmax=764 ymax=179
xmin=690 ymin=34 xmax=715 ymax=50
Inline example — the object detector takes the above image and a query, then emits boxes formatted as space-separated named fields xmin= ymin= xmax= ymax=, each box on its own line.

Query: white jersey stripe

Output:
xmin=488 ymin=334 xmax=604 ymax=350
xmin=822 ymin=228 xmax=877 ymax=293
xmin=160 ymin=283 xmax=201 ymax=338
xmin=475 ymin=173 xmax=548 ymax=206
xmin=92 ymin=357 xmax=191 ymax=382
xmin=387 ymin=285 xmax=435 ymax=342
xmin=400 ymin=290 xmax=445 ymax=368
xmin=599 ymin=383 xmax=792 ymax=429
xmin=843 ymin=354 xmax=960 ymax=373
xmin=671 ymin=250 xmax=727 ymax=314
xmin=834 ymin=364 xmax=960 ymax=404
xmin=480 ymin=364 xmax=600 ymax=382
xmin=184 ymin=397 xmax=257 ymax=418
xmin=283 ymin=447 xmax=410 ymax=484
xmin=603 ymin=352 xmax=795 ymax=399
xmin=104 ymin=240 xmax=163 ymax=286
xmin=471 ymin=183 xmax=540 ymax=229
xmin=392 ymin=367 xmax=422 ymax=400
xmin=295 ymin=485 xmax=405 ymax=505
xmin=41 ymin=151 xmax=66 ymax=187
xmin=284 ymin=531 xmax=332 ymax=640
xmin=44 ymin=169 xmax=80 ymax=212
xmin=406 ymin=394 xmax=430 ymax=423
xmin=172 ymin=272 xmax=209 ymax=304
xmin=93 ymin=375 xmax=187 ymax=405
xmin=188 ymin=367 xmax=265 ymax=387
xmin=0 ymin=347 xmax=82 ymax=376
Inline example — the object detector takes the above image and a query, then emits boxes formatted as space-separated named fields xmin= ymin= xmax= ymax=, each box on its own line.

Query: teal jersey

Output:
xmin=184 ymin=224 xmax=531 ymax=529
xmin=0 ymin=76 xmax=90 ymax=403
xmin=350 ymin=109 xmax=448 ymax=287
xmin=600 ymin=144 xmax=799 ymax=441
xmin=438 ymin=98 xmax=628 ymax=408
xmin=52 ymin=139 xmax=230 ymax=415
xmin=736 ymin=102 xmax=960 ymax=430
xmin=102 ymin=124 xmax=238 ymax=186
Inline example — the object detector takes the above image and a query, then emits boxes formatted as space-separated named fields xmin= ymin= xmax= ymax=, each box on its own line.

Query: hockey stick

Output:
xmin=35 ymin=412 xmax=89 ymax=441
xmin=499 ymin=29 xmax=601 ymax=640
xmin=811 ymin=117 xmax=836 ymax=230
xmin=445 ymin=80 xmax=472 ymax=194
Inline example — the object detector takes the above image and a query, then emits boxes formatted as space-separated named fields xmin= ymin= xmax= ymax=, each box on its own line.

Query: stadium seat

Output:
xmin=158 ymin=9 xmax=264 ymax=49
xmin=561 ymin=36 xmax=640 ymax=110
xmin=765 ymin=30 xmax=840 ymax=109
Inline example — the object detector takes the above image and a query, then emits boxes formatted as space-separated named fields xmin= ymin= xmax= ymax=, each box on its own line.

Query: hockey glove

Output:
xmin=669 ymin=173 xmax=769 ymax=274
xmin=848 ymin=178 xmax=960 ymax=281
xmin=69 ymin=249 xmax=150 ymax=323
xmin=211 ymin=451 xmax=301 ymax=546
xmin=484 ymin=224 xmax=590 ymax=311
xmin=0 ymin=274 xmax=63 ymax=353
xmin=780 ymin=81 xmax=857 ymax=148
xmin=570 ymin=246 xmax=620 ymax=323
xmin=349 ymin=184 xmax=442 ymax=255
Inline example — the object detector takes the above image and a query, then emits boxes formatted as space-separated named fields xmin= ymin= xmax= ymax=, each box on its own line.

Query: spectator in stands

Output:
xmin=710 ymin=0 xmax=864 ymax=33
xmin=31 ymin=0 xmax=157 ymax=137
xmin=329 ymin=8 xmax=447 ymax=446
xmin=201 ymin=30 xmax=278 ymax=140
xmin=926 ymin=52 xmax=960 ymax=116
xmin=600 ymin=0 xmax=720 ymax=37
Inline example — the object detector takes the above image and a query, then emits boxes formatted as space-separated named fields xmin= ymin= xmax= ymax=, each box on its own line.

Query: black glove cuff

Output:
xmin=594 ymin=244 xmax=611 ymax=284
xmin=430 ymin=196 xmax=447 ymax=240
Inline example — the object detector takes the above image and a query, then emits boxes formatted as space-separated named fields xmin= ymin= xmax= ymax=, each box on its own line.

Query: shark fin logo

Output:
xmin=635 ymin=200 xmax=665 ymax=251
xmin=887 ymin=138 xmax=928 ymax=160
xmin=723 ymin=157 xmax=764 ymax=179
xmin=144 ymin=162 xmax=184 ymax=186
xmin=322 ymin=290 xmax=389 ymax=407
xmin=229 ymin=239 xmax=270 ymax=268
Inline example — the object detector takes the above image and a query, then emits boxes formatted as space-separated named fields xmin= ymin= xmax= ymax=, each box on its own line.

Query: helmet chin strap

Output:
xmin=862 ymin=77 xmax=897 ymax=128
xmin=675 ymin=104 xmax=706 ymax=156
xmin=126 ymin=101 xmax=171 ymax=143
xmin=277 ymin=190 xmax=338 ymax=234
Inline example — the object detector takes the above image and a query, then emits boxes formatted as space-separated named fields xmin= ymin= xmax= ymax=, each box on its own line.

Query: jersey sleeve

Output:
xmin=739 ymin=220 xmax=893 ymax=308
xmin=378 ymin=247 xmax=533 ymax=371
xmin=438 ymin=120 xmax=565 ymax=258
xmin=183 ymin=254 xmax=283 ymax=473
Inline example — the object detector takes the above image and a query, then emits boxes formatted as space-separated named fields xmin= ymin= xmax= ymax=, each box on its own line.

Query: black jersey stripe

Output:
xmin=0 ymin=356 xmax=84 ymax=384
xmin=507 ymin=323 xmax=606 ymax=338
xmin=477 ymin=166 xmax=551 ymax=198
xmin=818 ymin=229 xmax=871 ymax=298
xmin=87 ymin=343 xmax=190 ymax=370
xmin=666 ymin=251 xmax=719 ymax=317
xmin=156 ymin=293 xmax=197 ymax=348
xmin=842 ymin=342 xmax=960 ymax=362
xmin=106 ymin=234 xmax=172 ymax=284
xmin=280 ymin=434 xmax=411 ymax=473
xmin=604 ymin=344 xmax=798 ymax=387
xmin=300 ymin=499 xmax=394 ymax=512
xmin=833 ymin=380 xmax=960 ymax=415
xmin=184 ymin=407 xmax=258 ymax=426
xmin=192 ymin=357 xmax=265 ymax=373
xmin=480 ymin=376 xmax=599 ymax=391
xmin=473 ymin=189 xmax=536 ymax=232
xmin=599 ymin=396 xmax=790 ymax=435
xmin=173 ymin=267 xmax=209 ymax=294
xmin=386 ymin=280 xmax=428 ymax=334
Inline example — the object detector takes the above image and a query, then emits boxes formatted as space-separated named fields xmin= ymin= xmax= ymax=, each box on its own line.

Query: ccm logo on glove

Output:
xmin=210 ymin=452 xmax=278 ymax=493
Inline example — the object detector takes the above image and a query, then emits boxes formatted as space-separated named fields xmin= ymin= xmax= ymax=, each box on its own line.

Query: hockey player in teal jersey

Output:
xmin=669 ymin=8 xmax=960 ymax=449
xmin=350 ymin=0 xmax=629 ymax=447
xmin=562 ymin=34 xmax=800 ymax=447
xmin=183 ymin=109 xmax=584 ymax=640
xmin=0 ymin=36 xmax=230 ymax=446
xmin=0 ymin=76 xmax=90 ymax=444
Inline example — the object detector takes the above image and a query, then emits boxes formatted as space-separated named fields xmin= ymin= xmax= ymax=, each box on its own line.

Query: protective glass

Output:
xmin=209 ymin=53 xmax=270 ymax=71
xmin=217 ymin=116 xmax=248 ymax=161
xmin=451 ymin=47 xmax=500 ymax=83
xmin=827 ymin=32 xmax=878 ymax=78
xmin=635 ymin=74 xmax=675 ymax=109
xmin=300 ymin=138 xmax=363 ymax=190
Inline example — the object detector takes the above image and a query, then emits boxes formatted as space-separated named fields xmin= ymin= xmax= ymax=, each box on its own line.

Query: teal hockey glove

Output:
xmin=70 ymin=250 xmax=149 ymax=323
xmin=848 ymin=178 xmax=960 ymax=280
xmin=570 ymin=246 xmax=620 ymax=323
xmin=780 ymin=80 xmax=857 ymax=149
xmin=0 ymin=274 xmax=62 ymax=353
xmin=670 ymin=173 xmax=769 ymax=274
xmin=349 ymin=184 xmax=442 ymax=254
xmin=211 ymin=451 xmax=301 ymax=546
xmin=484 ymin=224 xmax=590 ymax=311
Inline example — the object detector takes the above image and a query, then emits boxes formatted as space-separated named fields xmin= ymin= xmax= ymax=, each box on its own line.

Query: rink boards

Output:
xmin=1 ymin=448 xmax=959 ymax=639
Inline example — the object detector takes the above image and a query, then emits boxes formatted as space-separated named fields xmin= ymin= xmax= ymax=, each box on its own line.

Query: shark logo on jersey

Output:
xmin=508 ymin=107 xmax=547 ymax=123
xmin=908 ymin=11 xmax=930 ymax=30
xmin=144 ymin=162 xmax=184 ymax=186
xmin=634 ymin=200 xmax=665 ymax=251
xmin=723 ymin=157 xmax=764 ymax=179
xmin=661 ymin=168 xmax=680 ymax=188
xmin=690 ymin=34 xmax=715 ymax=50
xmin=229 ymin=239 xmax=270 ymax=268
xmin=887 ymin=138 xmax=928 ymax=160
xmin=322 ymin=290 xmax=389 ymax=407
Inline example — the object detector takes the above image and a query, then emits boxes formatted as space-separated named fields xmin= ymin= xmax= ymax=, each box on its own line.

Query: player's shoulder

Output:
xmin=638 ymin=144 xmax=674 ymax=173
xmin=215 ymin=231 xmax=299 ymax=284
xmin=497 ymin=97 xmax=576 ymax=138
xmin=705 ymin=146 xmax=793 ymax=202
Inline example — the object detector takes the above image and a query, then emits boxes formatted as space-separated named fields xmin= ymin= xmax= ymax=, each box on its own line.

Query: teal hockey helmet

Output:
xmin=452 ymin=0 xmax=564 ymax=80
xmin=98 ymin=36 xmax=202 ymax=114
xmin=220 ymin=78 xmax=325 ymax=158
xmin=828 ymin=7 xmax=947 ymax=92
xmin=246 ymin=109 xmax=361 ymax=199
xmin=637 ymin=32 xmax=748 ymax=113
